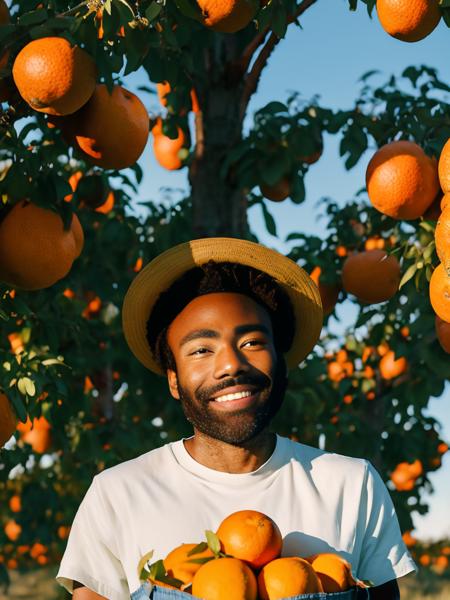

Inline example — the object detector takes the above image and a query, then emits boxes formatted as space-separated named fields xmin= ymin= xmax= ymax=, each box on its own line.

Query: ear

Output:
xmin=167 ymin=369 xmax=180 ymax=400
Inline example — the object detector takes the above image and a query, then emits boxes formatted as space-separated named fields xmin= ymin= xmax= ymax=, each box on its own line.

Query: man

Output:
xmin=57 ymin=238 xmax=416 ymax=599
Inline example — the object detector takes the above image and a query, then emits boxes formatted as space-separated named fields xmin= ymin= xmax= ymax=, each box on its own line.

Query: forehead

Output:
xmin=167 ymin=292 xmax=273 ymax=340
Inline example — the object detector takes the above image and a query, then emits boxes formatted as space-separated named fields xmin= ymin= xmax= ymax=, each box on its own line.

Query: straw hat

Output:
xmin=122 ymin=237 xmax=323 ymax=375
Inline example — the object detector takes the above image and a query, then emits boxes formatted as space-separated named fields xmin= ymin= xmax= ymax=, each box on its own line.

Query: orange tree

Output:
xmin=0 ymin=0 xmax=450 ymax=584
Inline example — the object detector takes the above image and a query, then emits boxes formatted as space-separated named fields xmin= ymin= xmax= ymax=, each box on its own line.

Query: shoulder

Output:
xmin=93 ymin=441 xmax=175 ymax=490
xmin=279 ymin=434 xmax=370 ymax=479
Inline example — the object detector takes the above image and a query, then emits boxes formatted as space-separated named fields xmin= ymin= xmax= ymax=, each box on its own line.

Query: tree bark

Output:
xmin=189 ymin=37 xmax=249 ymax=238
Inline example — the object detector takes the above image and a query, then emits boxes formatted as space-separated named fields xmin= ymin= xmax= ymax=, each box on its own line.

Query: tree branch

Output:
xmin=239 ymin=0 xmax=318 ymax=120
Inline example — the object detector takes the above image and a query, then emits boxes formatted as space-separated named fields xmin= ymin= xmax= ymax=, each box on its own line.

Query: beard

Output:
xmin=176 ymin=355 xmax=288 ymax=445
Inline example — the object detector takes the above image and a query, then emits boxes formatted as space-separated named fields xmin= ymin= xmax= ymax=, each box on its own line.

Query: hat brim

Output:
xmin=122 ymin=238 xmax=323 ymax=375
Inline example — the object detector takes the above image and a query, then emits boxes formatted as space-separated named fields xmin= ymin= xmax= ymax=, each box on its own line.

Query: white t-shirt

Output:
xmin=56 ymin=434 xmax=417 ymax=599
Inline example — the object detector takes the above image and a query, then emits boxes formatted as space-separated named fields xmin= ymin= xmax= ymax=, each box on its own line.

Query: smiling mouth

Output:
xmin=213 ymin=390 xmax=254 ymax=403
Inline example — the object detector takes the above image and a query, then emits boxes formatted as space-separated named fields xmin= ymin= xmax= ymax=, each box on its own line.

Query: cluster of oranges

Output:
xmin=2 ymin=491 xmax=71 ymax=570
xmin=325 ymin=137 xmax=450 ymax=356
xmin=140 ymin=510 xmax=362 ymax=600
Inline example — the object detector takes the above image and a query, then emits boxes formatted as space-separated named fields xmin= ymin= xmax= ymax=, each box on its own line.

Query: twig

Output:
xmin=239 ymin=0 xmax=318 ymax=119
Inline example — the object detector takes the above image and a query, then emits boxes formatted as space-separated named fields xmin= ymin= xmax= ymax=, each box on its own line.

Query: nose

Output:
xmin=214 ymin=344 xmax=249 ymax=379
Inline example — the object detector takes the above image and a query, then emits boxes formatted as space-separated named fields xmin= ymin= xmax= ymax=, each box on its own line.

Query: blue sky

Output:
xmin=128 ymin=1 xmax=449 ymax=540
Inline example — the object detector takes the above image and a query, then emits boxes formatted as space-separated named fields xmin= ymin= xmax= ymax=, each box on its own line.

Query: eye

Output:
xmin=242 ymin=338 xmax=266 ymax=348
xmin=190 ymin=347 xmax=210 ymax=356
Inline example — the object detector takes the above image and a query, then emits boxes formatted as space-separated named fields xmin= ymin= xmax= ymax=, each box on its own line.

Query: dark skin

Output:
xmin=73 ymin=292 xmax=402 ymax=598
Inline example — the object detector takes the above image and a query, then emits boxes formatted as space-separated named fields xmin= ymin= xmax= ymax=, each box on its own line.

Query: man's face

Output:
xmin=166 ymin=292 xmax=287 ymax=445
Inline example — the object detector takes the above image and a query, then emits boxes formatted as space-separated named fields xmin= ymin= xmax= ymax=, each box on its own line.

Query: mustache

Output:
xmin=196 ymin=373 xmax=271 ymax=403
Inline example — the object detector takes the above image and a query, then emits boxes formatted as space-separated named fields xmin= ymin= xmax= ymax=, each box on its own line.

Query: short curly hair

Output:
xmin=146 ymin=261 xmax=295 ymax=372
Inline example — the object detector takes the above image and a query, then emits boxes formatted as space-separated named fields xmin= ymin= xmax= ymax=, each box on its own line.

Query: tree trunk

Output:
xmin=189 ymin=37 xmax=249 ymax=239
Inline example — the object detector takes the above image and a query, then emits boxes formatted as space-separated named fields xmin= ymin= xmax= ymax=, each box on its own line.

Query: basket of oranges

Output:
xmin=137 ymin=510 xmax=370 ymax=599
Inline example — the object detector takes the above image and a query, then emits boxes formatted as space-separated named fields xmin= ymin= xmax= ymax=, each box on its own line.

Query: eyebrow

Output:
xmin=179 ymin=324 xmax=271 ymax=348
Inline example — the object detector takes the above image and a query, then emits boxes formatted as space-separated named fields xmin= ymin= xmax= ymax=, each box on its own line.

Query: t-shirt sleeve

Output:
xmin=56 ymin=475 xmax=129 ymax=599
xmin=356 ymin=461 xmax=417 ymax=586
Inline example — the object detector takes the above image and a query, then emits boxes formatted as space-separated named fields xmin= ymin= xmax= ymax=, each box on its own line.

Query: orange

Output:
xmin=260 ymin=179 xmax=290 ymax=202
xmin=12 ymin=37 xmax=96 ymax=115
xmin=402 ymin=531 xmax=417 ymax=547
xmin=423 ymin=194 xmax=442 ymax=221
xmin=435 ymin=315 xmax=450 ymax=353
xmin=376 ymin=0 xmax=441 ymax=42
xmin=192 ymin=557 xmax=257 ymax=600
xmin=434 ymin=555 xmax=449 ymax=573
xmin=379 ymin=349 xmax=408 ymax=380
xmin=95 ymin=191 xmax=115 ymax=214
xmin=4 ymin=520 xmax=21 ymax=542
xmin=8 ymin=332 xmax=24 ymax=354
xmin=157 ymin=81 xmax=171 ymax=106
xmin=437 ymin=442 xmax=449 ymax=454
xmin=362 ymin=345 xmax=375 ymax=363
xmin=157 ymin=81 xmax=200 ymax=114
xmin=0 ymin=201 xmax=84 ymax=290
xmin=419 ymin=554 xmax=431 ymax=567
xmin=0 ymin=393 xmax=16 ymax=447
xmin=309 ymin=553 xmax=357 ymax=592
xmin=310 ymin=267 xmax=340 ymax=315
xmin=216 ymin=510 xmax=282 ymax=569
xmin=390 ymin=460 xmax=423 ymax=491
xmin=153 ymin=121 xmax=188 ymax=170
xmin=435 ymin=205 xmax=450 ymax=267
xmin=64 ymin=170 xmax=83 ymax=202
xmin=442 ymin=193 xmax=450 ymax=212
xmin=64 ymin=84 xmax=149 ymax=170
xmin=66 ymin=171 xmax=115 ymax=213
xmin=30 ymin=542 xmax=47 ymax=559
xmin=163 ymin=543 xmax=214 ymax=585
xmin=366 ymin=141 xmax=439 ymax=220
xmin=17 ymin=416 xmax=52 ymax=454
xmin=342 ymin=249 xmax=400 ymax=304
xmin=258 ymin=557 xmax=323 ymax=599
xmin=439 ymin=139 xmax=450 ymax=192
xmin=429 ymin=263 xmax=450 ymax=323
xmin=82 ymin=294 xmax=102 ymax=318
xmin=9 ymin=494 xmax=21 ymax=513
xmin=364 ymin=236 xmax=386 ymax=251
xmin=58 ymin=525 xmax=71 ymax=539
xmin=327 ymin=360 xmax=354 ymax=382
xmin=197 ymin=0 xmax=257 ymax=33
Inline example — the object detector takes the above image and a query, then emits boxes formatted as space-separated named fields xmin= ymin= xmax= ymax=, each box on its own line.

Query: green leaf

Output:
xmin=271 ymin=3 xmax=288 ymax=38
xmin=290 ymin=176 xmax=305 ymax=204
xmin=257 ymin=101 xmax=288 ymax=116
xmin=9 ymin=391 xmax=27 ymax=423
xmin=17 ymin=377 xmax=36 ymax=397
xmin=399 ymin=264 xmax=417 ymax=289
xmin=205 ymin=530 xmax=221 ymax=556
xmin=419 ymin=220 xmax=435 ymax=233
xmin=175 ymin=0 xmax=203 ymax=21
xmin=261 ymin=201 xmax=278 ymax=236
xmin=145 ymin=2 xmax=163 ymax=21
xmin=148 ymin=559 xmax=166 ymax=581
xmin=186 ymin=556 xmax=214 ymax=564
xmin=18 ymin=8 xmax=48 ymax=27
xmin=187 ymin=542 xmax=209 ymax=556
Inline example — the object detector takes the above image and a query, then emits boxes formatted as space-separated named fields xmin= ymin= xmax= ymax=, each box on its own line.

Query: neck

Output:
xmin=183 ymin=429 xmax=277 ymax=473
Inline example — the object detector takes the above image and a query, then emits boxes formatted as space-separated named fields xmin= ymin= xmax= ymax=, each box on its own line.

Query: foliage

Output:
xmin=0 ymin=0 xmax=449 ymax=587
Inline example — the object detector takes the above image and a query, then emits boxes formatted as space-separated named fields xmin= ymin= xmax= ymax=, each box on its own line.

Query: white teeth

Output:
xmin=214 ymin=390 xmax=253 ymax=403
